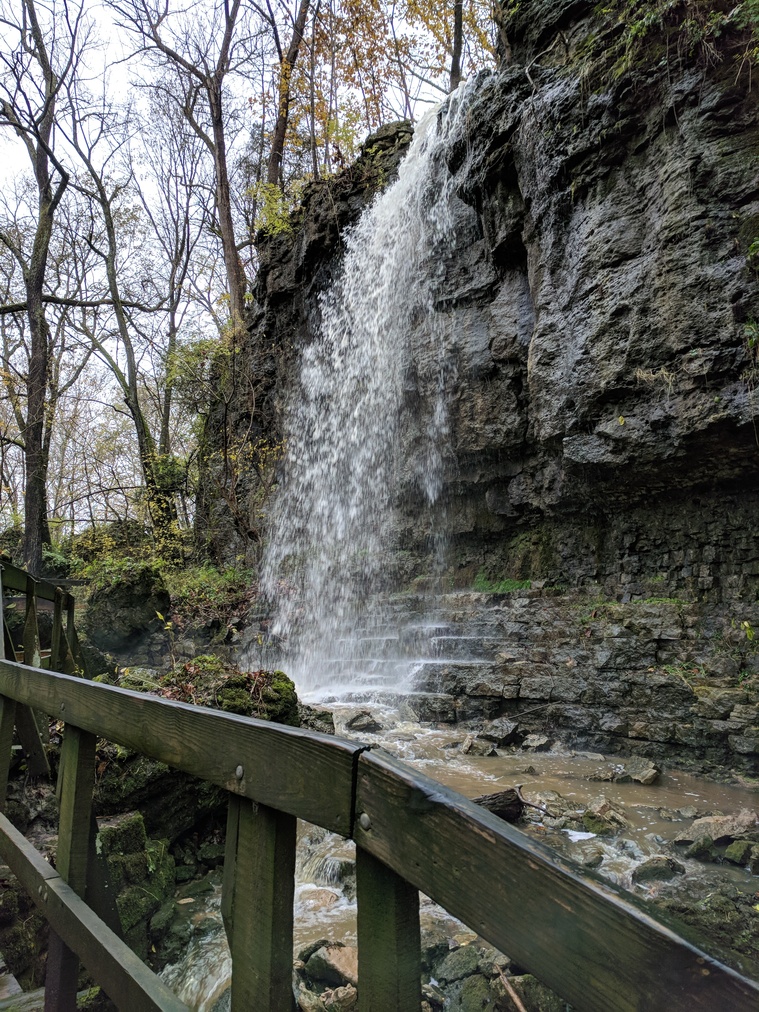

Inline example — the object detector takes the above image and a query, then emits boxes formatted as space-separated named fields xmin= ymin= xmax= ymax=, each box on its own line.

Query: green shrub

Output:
xmin=82 ymin=556 xmax=164 ymax=595
xmin=64 ymin=520 xmax=151 ymax=566
xmin=162 ymin=563 xmax=253 ymax=631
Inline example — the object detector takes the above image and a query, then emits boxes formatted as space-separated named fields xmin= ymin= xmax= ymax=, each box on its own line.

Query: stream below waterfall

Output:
xmin=160 ymin=706 xmax=759 ymax=1010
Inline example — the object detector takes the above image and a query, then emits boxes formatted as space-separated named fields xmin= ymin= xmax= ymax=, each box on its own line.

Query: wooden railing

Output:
xmin=0 ymin=559 xmax=88 ymax=785
xmin=0 ymin=564 xmax=758 ymax=1010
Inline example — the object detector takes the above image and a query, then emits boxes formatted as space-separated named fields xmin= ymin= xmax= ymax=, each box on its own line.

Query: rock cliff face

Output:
xmin=430 ymin=0 xmax=759 ymax=602
xmin=206 ymin=1 xmax=759 ymax=766
xmin=195 ymin=123 xmax=413 ymax=558
xmin=218 ymin=0 xmax=759 ymax=600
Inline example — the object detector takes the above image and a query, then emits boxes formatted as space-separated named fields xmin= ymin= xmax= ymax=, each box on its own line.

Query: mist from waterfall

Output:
xmin=260 ymin=87 xmax=474 ymax=698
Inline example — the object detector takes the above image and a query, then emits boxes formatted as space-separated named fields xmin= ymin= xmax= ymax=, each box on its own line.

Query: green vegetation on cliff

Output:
xmin=503 ymin=0 xmax=759 ymax=76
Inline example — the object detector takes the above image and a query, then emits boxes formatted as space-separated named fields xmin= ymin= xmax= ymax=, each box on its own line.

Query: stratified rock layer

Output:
xmin=431 ymin=3 xmax=759 ymax=597
xmin=206 ymin=2 xmax=759 ymax=766
xmin=216 ymin=2 xmax=759 ymax=596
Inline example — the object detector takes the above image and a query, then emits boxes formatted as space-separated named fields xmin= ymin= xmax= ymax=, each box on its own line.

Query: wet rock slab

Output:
xmin=675 ymin=809 xmax=758 ymax=846
xmin=588 ymin=758 xmax=660 ymax=785
xmin=304 ymin=943 xmax=358 ymax=988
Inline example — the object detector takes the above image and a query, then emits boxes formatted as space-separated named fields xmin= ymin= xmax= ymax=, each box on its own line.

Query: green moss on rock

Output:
xmin=724 ymin=839 xmax=753 ymax=865
xmin=97 ymin=811 xmax=148 ymax=856
xmin=437 ymin=944 xmax=480 ymax=983
xmin=114 ymin=839 xmax=174 ymax=933
xmin=447 ymin=973 xmax=494 ymax=1011
xmin=0 ymin=877 xmax=47 ymax=987
xmin=262 ymin=672 xmax=299 ymax=725
xmin=157 ymin=656 xmax=300 ymax=726
xmin=217 ymin=686 xmax=251 ymax=713
xmin=582 ymin=813 xmax=615 ymax=835
xmin=505 ymin=973 xmax=567 ymax=1012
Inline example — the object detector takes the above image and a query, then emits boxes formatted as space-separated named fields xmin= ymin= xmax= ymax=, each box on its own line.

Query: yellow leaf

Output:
xmin=618 ymin=416 xmax=625 ymax=425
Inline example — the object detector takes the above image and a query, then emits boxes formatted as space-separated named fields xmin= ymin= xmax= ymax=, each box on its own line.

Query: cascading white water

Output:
xmin=260 ymin=86 xmax=475 ymax=698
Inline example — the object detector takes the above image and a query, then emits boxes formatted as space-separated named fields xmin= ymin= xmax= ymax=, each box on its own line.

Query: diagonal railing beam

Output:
xmin=0 ymin=813 xmax=188 ymax=1012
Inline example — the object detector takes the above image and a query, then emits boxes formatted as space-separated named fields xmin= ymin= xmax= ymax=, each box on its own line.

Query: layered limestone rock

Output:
xmin=203 ymin=2 xmax=759 ymax=764
xmin=424 ymin=1 xmax=759 ymax=596
xmin=213 ymin=1 xmax=759 ymax=599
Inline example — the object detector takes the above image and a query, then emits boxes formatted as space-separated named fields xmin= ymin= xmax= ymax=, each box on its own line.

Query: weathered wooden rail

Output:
xmin=0 ymin=562 xmax=758 ymax=1010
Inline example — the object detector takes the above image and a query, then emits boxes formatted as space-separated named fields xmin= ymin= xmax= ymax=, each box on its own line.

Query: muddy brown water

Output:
xmin=160 ymin=708 xmax=759 ymax=1009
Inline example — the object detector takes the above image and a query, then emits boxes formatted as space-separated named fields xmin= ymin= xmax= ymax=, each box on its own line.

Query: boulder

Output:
xmin=631 ymin=856 xmax=686 ymax=884
xmin=582 ymin=796 xmax=630 ymax=835
xmin=436 ymin=944 xmax=480 ymax=983
xmin=297 ymin=984 xmax=327 ymax=1012
xmin=471 ymin=789 xmax=523 ymax=823
xmin=478 ymin=717 xmax=520 ymax=746
xmin=494 ymin=973 xmax=567 ymax=1012
xmin=299 ymin=704 xmax=336 ymax=735
xmin=676 ymin=809 xmax=757 ymax=846
xmin=422 ymin=981 xmax=447 ymax=1009
xmin=445 ymin=973 xmax=494 ymax=1011
xmin=461 ymin=734 xmax=498 ymax=757
xmin=323 ymin=985 xmax=358 ymax=1010
xmin=521 ymin=734 xmax=551 ymax=751
xmin=305 ymin=944 xmax=358 ymax=988
xmin=724 ymin=840 xmax=753 ymax=866
xmin=612 ymin=758 xmax=660 ymax=785
xmin=82 ymin=561 xmax=170 ymax=654
xmin=683 ymin=835 xmax=715 ymax=861
xmin=343 ymin=709 xmax=384 ymax=734
xmin=437 ymin=939 xmax=477 ymax=979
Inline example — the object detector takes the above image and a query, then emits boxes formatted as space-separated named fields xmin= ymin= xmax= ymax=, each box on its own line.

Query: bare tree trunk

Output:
xmin=208 ymin=82 xmax=247 ymax=331
xmin=1 ymin=0 xmax=73 ymax=574
xmin=267 ymin=0 xmax=311 ymax=187
xmin=23 ymin=217 xmax=54 ymax=573
xmin=309 ymin=1 xmax=321 ymax=179
xmin=159 ymin=305 xmax=178 ymax=457
xmin=450 ymin=0 xmax=464 ymax=91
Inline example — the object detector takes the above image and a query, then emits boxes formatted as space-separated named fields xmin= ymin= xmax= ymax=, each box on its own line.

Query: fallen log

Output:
xmin=471 ymin=789 xmax=523 ymax=823
xmin=472 ymin=786 xmax=557 ymax=823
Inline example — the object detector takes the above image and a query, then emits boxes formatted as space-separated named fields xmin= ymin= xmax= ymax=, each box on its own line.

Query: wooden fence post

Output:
xmin=0 ymin=695 xmax=15 ymax=811
xmin=356 ymin=845 xmax=421 ymax=1012
xmin=50 ymin=589 xmax=63 ymax=673
xmin=46 ymin=724 xmax=96 ymax=1011
xmin=0 ymin=571 xmax=13 ymax=810
xmin=23 ymin=576 xmax=41 ymax=670
xmin=226 ymin=797 xmax=296 ymax=1012
xmin=221 ymin=794 xmax=240 ymax=941
xmin=5 ymin=575 xmax=50 ymax=779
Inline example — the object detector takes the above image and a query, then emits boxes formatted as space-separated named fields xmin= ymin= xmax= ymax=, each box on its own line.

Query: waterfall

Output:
xmin=260 ymin=86 xmax=475 ymax=698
